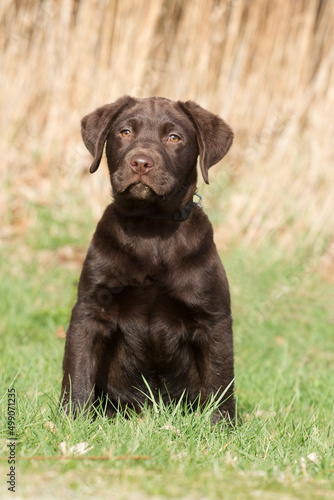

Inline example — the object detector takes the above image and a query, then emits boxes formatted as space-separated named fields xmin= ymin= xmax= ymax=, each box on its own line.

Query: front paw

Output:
xmin=59 ymin=390 xmax=92 ymax=418
xmin=211 ymin=408 xmax=236 ymax=427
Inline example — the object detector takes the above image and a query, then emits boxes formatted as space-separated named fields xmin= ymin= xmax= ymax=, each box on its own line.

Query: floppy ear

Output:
xmin=81 ymin=95 xmax=136 ymax=173
xmin=178 ymin=100 xmax=233 ymax=184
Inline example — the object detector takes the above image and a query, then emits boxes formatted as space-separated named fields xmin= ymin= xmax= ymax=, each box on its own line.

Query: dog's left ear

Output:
xmin=81 ymin=95 xmax=137 ymax=173
xmin=178 ymin=100 xmax=233 ymax=184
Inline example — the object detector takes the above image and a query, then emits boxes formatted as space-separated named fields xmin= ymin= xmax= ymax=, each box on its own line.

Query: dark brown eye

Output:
xmin=120 ymin=129 xmax=131 ymax=137
xmin=168 ymin=134 xmax=180 ymax=143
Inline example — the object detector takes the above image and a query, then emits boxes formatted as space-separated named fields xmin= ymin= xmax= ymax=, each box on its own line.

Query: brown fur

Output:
xmin=61 ymin=96 xmax=235 ymax=422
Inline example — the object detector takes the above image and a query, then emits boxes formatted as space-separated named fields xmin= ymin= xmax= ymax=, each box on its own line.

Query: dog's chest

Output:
xmin=88 ymin=214 xmax=217 ymax=364
xmin=115 ymin=282 xmax=190 ymax=355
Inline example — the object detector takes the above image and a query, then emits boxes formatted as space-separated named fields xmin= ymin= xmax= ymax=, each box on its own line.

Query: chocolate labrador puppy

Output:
xmin=61 ymin=96 xmax=235 ymax=423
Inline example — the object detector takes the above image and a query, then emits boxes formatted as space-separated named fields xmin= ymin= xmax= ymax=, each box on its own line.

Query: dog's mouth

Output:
xmin=118 ymin=182 xmax=159 ymax=201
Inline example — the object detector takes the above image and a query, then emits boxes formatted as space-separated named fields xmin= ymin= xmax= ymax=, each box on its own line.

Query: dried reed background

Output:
xmin=1 ymin=0 xmax=333 ymax=260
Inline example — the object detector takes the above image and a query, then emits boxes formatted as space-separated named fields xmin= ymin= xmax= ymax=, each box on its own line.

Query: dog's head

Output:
xmin=81 ymin=96 xmax=233 ymax=209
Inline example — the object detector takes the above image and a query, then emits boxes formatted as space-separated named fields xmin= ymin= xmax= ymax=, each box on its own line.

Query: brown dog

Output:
xmin=61 ymin=96 xmax=235 ymax=423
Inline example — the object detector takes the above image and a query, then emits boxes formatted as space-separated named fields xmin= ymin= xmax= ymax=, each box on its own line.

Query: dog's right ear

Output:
xmin=81 ymin=95 xmax=136 ymax=173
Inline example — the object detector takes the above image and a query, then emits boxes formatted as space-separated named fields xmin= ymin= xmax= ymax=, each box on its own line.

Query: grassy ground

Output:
xmin=0 ymin=202 xmax=333 ymax=499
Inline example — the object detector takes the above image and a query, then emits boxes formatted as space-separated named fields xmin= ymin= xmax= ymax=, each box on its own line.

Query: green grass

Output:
xmin=1 ymin=204 xmax=333 ymax=499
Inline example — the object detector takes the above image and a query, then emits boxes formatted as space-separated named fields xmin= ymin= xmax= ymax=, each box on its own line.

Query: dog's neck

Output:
xmin=140 ymin=198 xmax=195 ymax=221
xmin=112 ymin=185 xmax=201 ymax=222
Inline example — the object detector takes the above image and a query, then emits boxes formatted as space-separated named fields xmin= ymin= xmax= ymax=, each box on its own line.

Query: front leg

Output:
xmin=192 ymin=313 xmax=235 ymax=425
xmin=61 ymin=301 xmax=111 ymax=416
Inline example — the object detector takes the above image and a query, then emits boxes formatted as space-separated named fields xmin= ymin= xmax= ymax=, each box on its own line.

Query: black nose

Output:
xmin=130 ymin=154 xmax=154 ymax=176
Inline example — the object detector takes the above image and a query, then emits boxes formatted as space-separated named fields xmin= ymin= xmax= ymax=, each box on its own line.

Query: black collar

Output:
xmin=141 ymin=193 xmax=202 ymax=221
xmin=143 ymin=199 xmax=195 ymax=221
xmin=117 ymin=194 xmax=202 ymax=222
